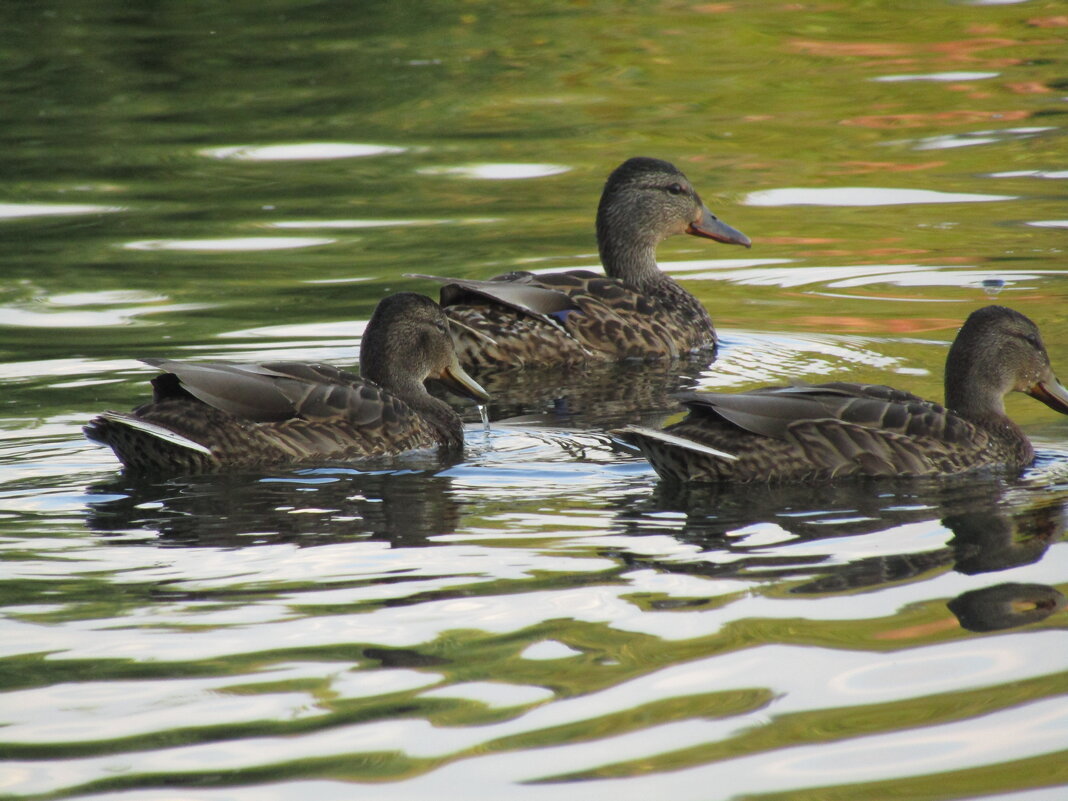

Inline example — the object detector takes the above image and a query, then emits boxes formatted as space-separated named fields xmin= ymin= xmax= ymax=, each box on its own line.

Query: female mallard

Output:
xmin=410 ymin=157 xmax=750 ymax=368
xmin=84 ymin=292 xmax=490 ymax=474
xmin=616 ymin=306 xmax=1068 ymax=483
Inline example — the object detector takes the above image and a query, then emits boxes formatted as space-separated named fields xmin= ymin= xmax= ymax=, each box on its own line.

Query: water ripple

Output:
xmin=0 ymin=202 xmax=124 ymax=220
xmin=200 ymin=143 xmax=407 ymax=161
xmin=417 ymin=163 xmax=571 ymax=180
xmin=744 ymin=187 xmax=1015 ymax=206
xmin=123 ymin=237 xmax=336 ymax=252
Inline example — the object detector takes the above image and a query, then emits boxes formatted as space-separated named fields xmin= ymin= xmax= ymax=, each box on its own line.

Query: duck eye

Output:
xmin=666 ymin=183 xmax=686 ymax=196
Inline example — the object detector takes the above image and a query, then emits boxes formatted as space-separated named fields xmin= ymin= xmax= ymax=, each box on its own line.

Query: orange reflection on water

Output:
xmin=875 ymin=617 xmax=959 ymax=641
xmin=796 ymin=316 xmax=960 ymax=334
xmin=789 ymin=40 xmax=912 ymax=60
xmin=761 ymin=236 xmax=840 ymax=245
xmin=840 ymin=110 xmax=1030 ymax=129
xmin=945 ymin=84 xmax=994 ymax=100
xmin=1027 ymin=16 xmax=1068 ymax=29
xmin=929 ymin=37 xmax=1025 ymax=67
xmin=789 ymin=33 xmax=1055 ymax=71
xmin=1005 ymin=82 xmax=1053 ymax=95
xmin=829 ymin=161 xmax=946 ymax=175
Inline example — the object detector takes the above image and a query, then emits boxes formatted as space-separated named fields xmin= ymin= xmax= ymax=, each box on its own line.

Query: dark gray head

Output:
xmin=944 ymin=305 xmax=1068 ymax=421
xmin=595 ymin=157 xmax=750 ymax=283
xmin=360 ymin=292 xmax=489 ymax=403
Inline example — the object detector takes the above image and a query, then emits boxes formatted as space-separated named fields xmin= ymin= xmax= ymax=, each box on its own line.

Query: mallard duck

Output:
xmin=409 ymin=157 xmax=750 ymax=368
xmin=616 ymin=306 xmax=1068 ymax=483
xmin=84 ymin=292 xmax=490 ymax=474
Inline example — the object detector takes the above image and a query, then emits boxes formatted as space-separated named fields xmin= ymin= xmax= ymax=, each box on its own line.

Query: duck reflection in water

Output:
xmin=433 ymin=359 xmax=711 ymax=431
xmin=613 ymin=477 xmax=1067 ymax=634
xmin=85 ymin=464 xmax=461 ymax=548
xmin=948 ymin=583 xmax=1065 ymax=633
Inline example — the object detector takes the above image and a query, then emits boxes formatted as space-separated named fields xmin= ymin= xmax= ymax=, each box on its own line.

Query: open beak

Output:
xmin=687 ymin=205 xmax=751 ymax=248
xmin=437 ymin=354 xmax=491 ymax=403
xmin=1026 ymin=374 xmax=1068 ymax=415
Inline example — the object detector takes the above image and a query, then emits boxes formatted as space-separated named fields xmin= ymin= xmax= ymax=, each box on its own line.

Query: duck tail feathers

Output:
xmin=613 ymin=426 xmax=739 ymax=461
xmin=84 ymin=412 xmax=213 ymax=456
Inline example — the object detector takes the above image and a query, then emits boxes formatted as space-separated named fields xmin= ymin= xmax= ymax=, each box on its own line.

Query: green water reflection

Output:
xmin=2 ymin=0 xmax=1068 ymax=799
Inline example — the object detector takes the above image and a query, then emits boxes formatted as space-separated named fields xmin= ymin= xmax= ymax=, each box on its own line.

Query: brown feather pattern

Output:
xmin=420 ymin=157 xmax=750 ymax=369
xmin=84 ymin=293 xmax=489 ymax=474
xmin=616 ymin=307 xmax=1068 ymax=483
xmin=445 ymin=269 xmax=717 ymax=368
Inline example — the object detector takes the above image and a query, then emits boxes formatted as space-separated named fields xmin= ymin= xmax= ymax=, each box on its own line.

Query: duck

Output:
xmin=409 ymin=157 xmax=751 ymax=369
xmin=84 ymin=292 xmax=490 ymax=474
xmin=615 ymin=306 xmax=1068 ymax=483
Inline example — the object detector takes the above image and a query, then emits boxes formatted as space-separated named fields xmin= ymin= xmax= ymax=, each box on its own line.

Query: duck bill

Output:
xmin=436 ymin=355 xmax=491 ymax=403
xmin=687 ymin=206 xmax=751 ymax=248
xmin=1026 ymin=376 xmax=1068 ymax=415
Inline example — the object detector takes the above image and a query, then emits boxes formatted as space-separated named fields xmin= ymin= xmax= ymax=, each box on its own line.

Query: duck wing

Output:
xmin=785 ymin=418 xmax=936 ymax=477
xmin=519 ymin=270 xmax=701 ymax=359
xmin=146 ymin=359 xmax=399 ymax=426
xmin=677 ymin=382 xmax=954 ymax=438
xmin=406 ymin=273 xmax=580 ymax=326
xmin=676 ymin=382 xmax=979 ymax=477
xmin=411 ymin=269 xmax=714 ymax=365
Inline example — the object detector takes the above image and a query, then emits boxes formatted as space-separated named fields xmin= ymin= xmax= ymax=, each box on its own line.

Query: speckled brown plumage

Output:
xmin=413 ymin=157 xmax=750 ymax=369
xmin=616 ymin=306 xmax=1068 ymax=483
xmin=84 ymin=293 xmax=490 ymax=474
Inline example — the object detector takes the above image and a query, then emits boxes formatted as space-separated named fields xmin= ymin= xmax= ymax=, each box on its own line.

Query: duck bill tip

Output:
xmin=1027 ymin=377 xmax=1068 ymax=415
xmin=686 ymin=213 xmax=751 ymax=248
xmin=439 ymin=361 xmax=490 ymax=403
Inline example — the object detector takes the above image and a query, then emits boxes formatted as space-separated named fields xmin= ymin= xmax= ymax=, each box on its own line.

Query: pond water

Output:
xmin=2 ymin=1 xmax=1068 ymax=799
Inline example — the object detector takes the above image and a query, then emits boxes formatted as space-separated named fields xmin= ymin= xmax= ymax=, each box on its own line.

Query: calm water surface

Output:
xmin=2 ymin=1 xmax=1068 ymax=799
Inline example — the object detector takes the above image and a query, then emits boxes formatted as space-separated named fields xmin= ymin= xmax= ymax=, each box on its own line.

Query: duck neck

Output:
xmin=369 ymin=369 xmax=464 ymax=449
xmin=597 ymin=216 xmax=665 ymax=290
xmin=944 ymin=348 xmax=1008 ymax=428
xmin=945 ymin=356 xmax=1035 ymax=466
xmin=410 ymin=391 xmax=465 ymax=449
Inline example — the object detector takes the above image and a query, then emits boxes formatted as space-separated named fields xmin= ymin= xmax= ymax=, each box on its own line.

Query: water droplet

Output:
xmin=982 ymin=278 xmax=1005 ymax=297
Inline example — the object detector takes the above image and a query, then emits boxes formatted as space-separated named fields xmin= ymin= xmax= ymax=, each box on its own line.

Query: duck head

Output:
xmin=597 ymin=156 xmax=750 ymax=247
xmin=945 ymin=305 xmax=1068 ymax=420
xmin=361 ymin=292 xmax=490 ymax=404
